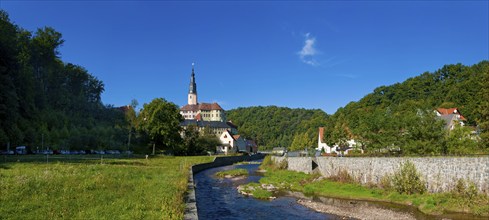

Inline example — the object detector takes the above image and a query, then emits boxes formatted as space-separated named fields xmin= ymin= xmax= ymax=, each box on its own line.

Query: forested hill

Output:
xmin=227 ymin=61 xmax=489 ymax=154
xmin=0 ymin=10 xmax=129 ymax=150
xmin=226 ymin=106 xmax=328 ymax=149
xmin=343 ymin=61 xmax=489 ymax=125
xmin=327 ymin=61 xmax=489 ymax=155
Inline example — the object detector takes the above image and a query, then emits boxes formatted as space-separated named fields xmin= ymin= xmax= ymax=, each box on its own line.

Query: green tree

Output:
xmin=289 ymin=132 xmax=314 ymax=152
xmin=137 ymin=98 xmax=183 ymax=155
xmin=446 ymin=124 xmax=478 ymax=155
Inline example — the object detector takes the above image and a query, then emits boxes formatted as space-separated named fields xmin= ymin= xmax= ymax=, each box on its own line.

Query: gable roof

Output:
xmin=233 ymin=135 xmax=241 ymax=140
xmin=436 ymin=108 xmax=466 ymax=120
xmin=195 ymin=113 xmax=202 ymax=121
xmin=180 ymin=102 xmax=223 ymax=111
xmin=440 ymin=114 xmax=459 ymax=130
xmin=222 ymin=130 xmax=236 ymax=141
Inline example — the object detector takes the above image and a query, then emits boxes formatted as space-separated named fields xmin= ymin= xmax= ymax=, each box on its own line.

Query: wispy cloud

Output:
xmin=298 ymin=33 xmax=319 ymax=66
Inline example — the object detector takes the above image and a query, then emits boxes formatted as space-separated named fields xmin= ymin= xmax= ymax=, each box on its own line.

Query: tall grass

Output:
xmin=0 ymin=155 xmax=213 ymax=219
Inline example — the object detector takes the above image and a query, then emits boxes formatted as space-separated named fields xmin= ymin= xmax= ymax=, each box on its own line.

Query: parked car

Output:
xmin=0 ymin=150 xmax=14 ymax=155
xmin=15 ymin=146 xmax=29 ymax=155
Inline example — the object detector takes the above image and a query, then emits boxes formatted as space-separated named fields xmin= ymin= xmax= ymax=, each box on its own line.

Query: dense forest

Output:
xmin=228 ymin=61 xmax=489 ymax=155
xmin=0 ymin=10 xmax=129 ymax=151
xmin=325 ymin=61 xmax=489 ymax=155
xmin=227 ymin=106 xmax=328 ymax=150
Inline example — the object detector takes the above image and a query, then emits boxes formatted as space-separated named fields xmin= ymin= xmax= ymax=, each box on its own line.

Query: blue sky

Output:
xmin=1 ymin=1 xmax=488 ymax=114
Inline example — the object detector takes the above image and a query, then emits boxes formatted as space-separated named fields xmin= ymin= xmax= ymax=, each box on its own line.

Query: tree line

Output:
xmin=0 ymin=10 xmax=129 ymax=151
xmin=226 ymin=106 xmax=329 ymax=150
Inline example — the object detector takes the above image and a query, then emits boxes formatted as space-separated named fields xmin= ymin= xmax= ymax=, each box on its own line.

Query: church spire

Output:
xmin=188 ymin=62 xmax=198 ymax=105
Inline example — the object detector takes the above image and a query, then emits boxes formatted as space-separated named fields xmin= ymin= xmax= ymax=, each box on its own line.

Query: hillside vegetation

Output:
xmin=228 ymin=61 xmax=489 ymax=155
xmin=227 ymin=106 xmax=328 ymax=150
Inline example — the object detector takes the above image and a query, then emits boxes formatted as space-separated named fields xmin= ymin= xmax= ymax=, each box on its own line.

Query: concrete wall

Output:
xmin=272 ymin=156 xmax=489 ymax=194
xmin=192 ymin=154 xmax=265 ymax=174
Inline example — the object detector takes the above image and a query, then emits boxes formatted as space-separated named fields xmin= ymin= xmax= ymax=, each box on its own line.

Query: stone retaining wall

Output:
xmin=184 ymin=154 xmax=265 ymax=220
xmin=272 ymin=156 xmax=489 ymax=194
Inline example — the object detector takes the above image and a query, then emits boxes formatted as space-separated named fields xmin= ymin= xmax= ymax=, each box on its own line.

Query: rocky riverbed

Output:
xmin=237 ymin=182 xmax=419 ymax=220
xmin=297 ymin=198 xmax=416 ymax=220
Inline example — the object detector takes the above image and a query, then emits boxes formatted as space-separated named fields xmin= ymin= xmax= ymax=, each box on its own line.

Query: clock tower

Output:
xmin=188 ymin=63 xmax=198 ymax=105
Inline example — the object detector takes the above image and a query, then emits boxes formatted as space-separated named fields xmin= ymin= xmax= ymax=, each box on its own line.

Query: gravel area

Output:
xmin=298 ymin=199 xmax=417 ymax=220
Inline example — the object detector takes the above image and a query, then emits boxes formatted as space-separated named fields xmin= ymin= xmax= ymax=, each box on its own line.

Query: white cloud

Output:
xmin=298 ymin=33 xmax=319 ymax=66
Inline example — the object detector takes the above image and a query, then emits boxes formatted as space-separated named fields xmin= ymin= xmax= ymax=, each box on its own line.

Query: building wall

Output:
xmin=272 ymin=156 xmax=489 ymax=194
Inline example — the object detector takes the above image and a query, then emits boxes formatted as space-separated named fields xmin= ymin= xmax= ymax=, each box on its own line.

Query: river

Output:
xmin=193 ymin=161 xmax=485 ymax=220
xmin=194 ymin=161 xmax=341 ymax=219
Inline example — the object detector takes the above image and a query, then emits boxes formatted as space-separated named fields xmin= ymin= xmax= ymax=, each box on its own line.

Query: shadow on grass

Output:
xmin=0 ymin=163 xmax=10 ymax=169
xmin=105 ymin=161 xmax=148 ymax=166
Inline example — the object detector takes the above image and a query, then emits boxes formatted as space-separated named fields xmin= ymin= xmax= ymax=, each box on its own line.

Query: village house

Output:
xmin=435 ymin=108 xmax=466 ymax=130
xmin=315 ymin=127 xmax=360 ymax=155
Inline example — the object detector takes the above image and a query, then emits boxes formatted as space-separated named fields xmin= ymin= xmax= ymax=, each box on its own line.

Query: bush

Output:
xmin=392 ymin=160 xmax=426 ymax=194
xmin=379 ymin=174 xmax=393 ymax=191
xmin=276 ymin=158 xmax=288 ymax=170
xmin=259 ymin=155 xmax=273 ymax=169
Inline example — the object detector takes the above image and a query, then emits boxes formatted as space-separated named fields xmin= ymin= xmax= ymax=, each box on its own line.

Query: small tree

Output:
xmin=392 ymin=160 xmax=426 ymax=194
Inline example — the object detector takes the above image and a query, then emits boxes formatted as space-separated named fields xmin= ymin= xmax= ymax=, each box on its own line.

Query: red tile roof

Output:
xmin=117 ymin=105 xmax=132 ymax=112
xmin=436 ymin=108 xmax=466 ymax=120
xmin=180 ymin=102 xmax=224 ymax=111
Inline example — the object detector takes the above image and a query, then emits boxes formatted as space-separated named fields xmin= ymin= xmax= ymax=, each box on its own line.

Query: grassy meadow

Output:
xmin=0 ymin=155 xmax=213 ymax=220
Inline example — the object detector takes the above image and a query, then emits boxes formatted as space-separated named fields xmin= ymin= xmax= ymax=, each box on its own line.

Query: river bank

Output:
xmin=252 ymin=156 xmax=489 ymax=219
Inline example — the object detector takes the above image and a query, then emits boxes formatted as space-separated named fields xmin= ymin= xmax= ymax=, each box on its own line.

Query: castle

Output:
xmin=179 ymin=64 xmax=238 ymax=136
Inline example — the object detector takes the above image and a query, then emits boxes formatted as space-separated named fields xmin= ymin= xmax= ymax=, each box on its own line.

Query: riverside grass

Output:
xmin=257 ymin=160 xmax=489 ymax=217
xmin=0 ymin=155 xmax=213 ymax=220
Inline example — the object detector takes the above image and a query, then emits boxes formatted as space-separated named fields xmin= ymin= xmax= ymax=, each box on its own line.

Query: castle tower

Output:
xmin=188 ymin=63 xmax=198 ymax=105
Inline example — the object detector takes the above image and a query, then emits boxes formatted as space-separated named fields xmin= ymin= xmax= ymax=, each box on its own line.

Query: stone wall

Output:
xmin=272 ymin=156 xmax=489 ymax=194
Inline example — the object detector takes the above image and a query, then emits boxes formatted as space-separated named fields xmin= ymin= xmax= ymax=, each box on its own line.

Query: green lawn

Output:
xmin=0 ymin=155 xmax=213 ymax=220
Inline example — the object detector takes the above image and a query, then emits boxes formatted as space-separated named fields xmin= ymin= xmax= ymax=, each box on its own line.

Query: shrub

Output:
xmin=452 ymin=178 xmax=480 ymax=203
xmin=259 ymin=155 xmax=273 ymax=169
xmin=379 ymin=174 xmax=393 ymax=191
xmin=276 ymin=158 xmax=288 ymax=170
xmin=392 ymin=160 xmax=426 ymax=194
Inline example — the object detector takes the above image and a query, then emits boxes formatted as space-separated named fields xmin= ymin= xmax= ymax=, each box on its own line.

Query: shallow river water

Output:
xmin=194 ymin=162 xmax=340 ymax=220
xmin=194 ymin=161 xmax=484 ymax=220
